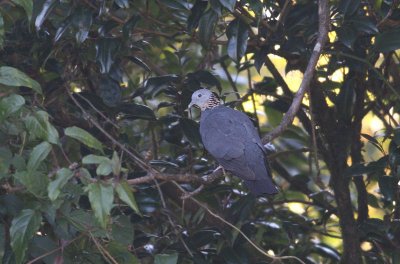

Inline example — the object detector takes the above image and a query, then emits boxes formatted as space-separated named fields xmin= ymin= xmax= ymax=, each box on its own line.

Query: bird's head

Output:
xmin=188 ymin=89 xmax=220 ymax=111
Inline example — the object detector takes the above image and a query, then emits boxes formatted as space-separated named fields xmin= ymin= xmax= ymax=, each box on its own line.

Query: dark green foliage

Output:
xmin=0 ymin=0 xmax=400 ymax=263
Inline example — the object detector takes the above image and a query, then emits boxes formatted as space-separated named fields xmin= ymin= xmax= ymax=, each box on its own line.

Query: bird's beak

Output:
xmin=188 ymin=101 xmax=196 ymax=119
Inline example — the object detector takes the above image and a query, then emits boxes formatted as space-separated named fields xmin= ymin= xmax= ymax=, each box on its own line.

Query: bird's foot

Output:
xmin=214 ymin=165 xmax=226 ymax=175
xmin=200 ymin=166 xmax=225 ymax=183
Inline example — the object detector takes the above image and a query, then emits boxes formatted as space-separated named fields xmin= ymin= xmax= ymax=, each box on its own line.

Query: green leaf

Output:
xmin=54 ymin=15 xmax=73 ymax=42
xmin=35 ymin=0 xmax=58 ymax=31
xmin=11 ymin=0 xmax=33 ymax=22
xmin=226 ymin=19 xmax=249 ymax=62
xmin=83 ymin=155 xmax=113 ymax=176
xmin=27 ymin=141 xmax=52 ymax=171
xmin=14 ymin=170 xmax=48 ymax=197
xmin=96 ymin=161 xmax=113 ymax=176
xmin=143 ymin=75 xmax=180 ymax=97
xmin=122 ymin=15 xmax=140 ymax=39
xmin=337 ymin=26 xmax=357 ymax=49
xmin=48 ymin=168 xmax=74 ymax=201
xmin=187 ymin=0 xmax=207 ymax=32
xmin=154 ymin=252 xmax=179 ymax=264
xmin=0 ymin=66 xmax=42 ymax=94
xmin=0 ymin=94 xmax=25 ymax=120
xmin=83 ymin=154 xmax=110 ymax=164
xmin=348 ymin=17 xmax=378 ymax=35
xmin=96 ymin=38 xmax=120 ymax=74
xmin=180 ymin=118 xmax=202 ymax=146
xmin=313 ymin=243 xmax=341 ymax=261
xmin=85 ymin=182 xmax=114 ymax=228
xmin=115 ymin=180 xmax=141 ymax=214
xmin=0 ymin=14 xmax=4 ymax=48
xmin=73 ymin=8 xmax=93 ymax=43
xmin=378 ymin=175 xmax=396 ymax=202
xmin=338 ymin=0 xmax=360 ymax=16
xmin=375 ymin=29 xmax=400 ymax=52
xmin=65 ymin=126 xmax=104 ymax=153
xmin=36 ymin=111 xmax=59 ymax=144
xmin=115 ymin=0 xmax=130 ymax=8
xmin=111 ymin=151 xmax=121 ymax=176
xmin=361 ymin=133 xmax=384 ymax=153
xmin=98 ymin=76 xmax=121 ymax=107
xmin=118 ymin=103 xmax=156 ymax=120
xmin=112 ymin=215 xmax=134 ymax=246
xmin=24 ymin=111 xmax=59 ymax=144
xmin=10 ymin=209 xmax=42 ymax=264
xmin=198 ymin=9 xmax=218 ymax=48
xmin=0 ymin=147 xmax=12 ymax=178
xmin=127 ymin=56 xmax=151 ymax=72
xmin=107 ymin=241 xmax=139 ymax=263
xmin=218 ymin=0 xmax=236 ymax=11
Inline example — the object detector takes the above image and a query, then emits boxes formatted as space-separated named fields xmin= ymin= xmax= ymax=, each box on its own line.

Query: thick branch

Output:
xmin=262 ymin=0 xmax=330 ymax=144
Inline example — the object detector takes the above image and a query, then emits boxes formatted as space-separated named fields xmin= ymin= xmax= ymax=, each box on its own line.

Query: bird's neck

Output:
xmin=204 ymin=93 xmax=221 ymax=110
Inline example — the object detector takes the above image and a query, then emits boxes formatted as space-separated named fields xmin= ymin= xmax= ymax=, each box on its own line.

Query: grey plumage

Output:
xmin=189 ymin=89 xmax=278 ymax=196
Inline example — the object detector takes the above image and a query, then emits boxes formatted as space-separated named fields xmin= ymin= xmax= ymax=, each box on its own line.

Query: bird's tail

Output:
xmin=244 ymin=179 xmax=278 ymax=196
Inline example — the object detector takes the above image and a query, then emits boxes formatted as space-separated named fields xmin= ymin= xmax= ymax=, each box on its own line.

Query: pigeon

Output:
xmin=188 ymin=89 xmax=278 ymax=195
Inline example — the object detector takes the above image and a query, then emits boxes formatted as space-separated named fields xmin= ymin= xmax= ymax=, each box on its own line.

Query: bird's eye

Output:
xmin=198 ymin=94 xmax=202 ymax=98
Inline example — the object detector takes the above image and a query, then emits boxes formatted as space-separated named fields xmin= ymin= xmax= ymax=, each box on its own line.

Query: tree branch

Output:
xmin=262 ymin=0 xmax=330 ymax=144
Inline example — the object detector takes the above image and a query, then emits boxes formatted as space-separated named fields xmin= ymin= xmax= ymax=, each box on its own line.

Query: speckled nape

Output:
xmin=205 ymin=93 xmax=221 ymax=110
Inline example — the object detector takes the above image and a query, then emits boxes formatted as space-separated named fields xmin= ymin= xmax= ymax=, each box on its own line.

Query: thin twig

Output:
xmin=307 ymin=91 xmax=324 ymax=188
xmin=90 ymin=233 xmax=119 ymax=264
xmin=75 ymin=93 xmax=120 ymax=129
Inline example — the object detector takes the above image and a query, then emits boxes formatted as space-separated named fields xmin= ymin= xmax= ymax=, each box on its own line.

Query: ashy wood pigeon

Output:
xmin=188 ymin=89 xmax=278 ymax=196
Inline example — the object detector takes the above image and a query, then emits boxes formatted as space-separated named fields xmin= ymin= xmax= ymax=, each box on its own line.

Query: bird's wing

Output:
xmin=200 ymin=107 xmax=259 ymax=180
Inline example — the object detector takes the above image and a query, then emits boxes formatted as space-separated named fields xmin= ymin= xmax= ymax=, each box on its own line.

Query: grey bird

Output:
xmin=188 ymin=89 xmax=278 ymax=196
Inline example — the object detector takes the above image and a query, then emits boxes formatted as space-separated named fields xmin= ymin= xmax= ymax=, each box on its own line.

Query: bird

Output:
xmin=188 ymin=89 xmax=278 ymax=196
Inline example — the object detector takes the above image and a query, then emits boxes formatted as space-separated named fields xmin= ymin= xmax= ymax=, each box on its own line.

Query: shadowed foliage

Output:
xmin=1 ymin=0 xmax=400 ymax=263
